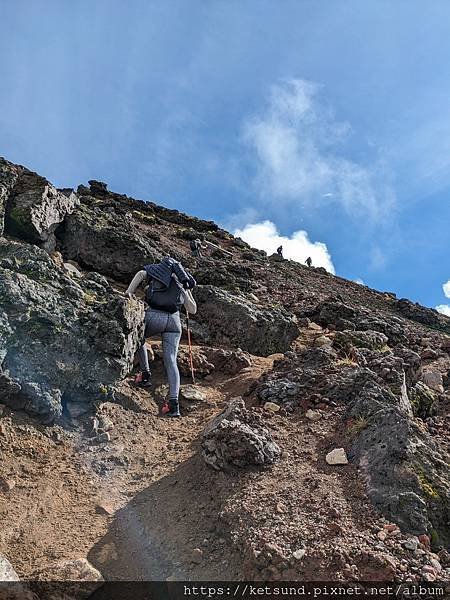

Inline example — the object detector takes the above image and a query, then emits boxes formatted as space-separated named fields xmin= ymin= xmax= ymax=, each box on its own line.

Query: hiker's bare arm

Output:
xmin=126 ymin=270 xmax=147 ymax=296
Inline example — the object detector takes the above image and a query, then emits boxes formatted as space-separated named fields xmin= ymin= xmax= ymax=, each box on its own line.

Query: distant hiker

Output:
xmin=126 ymin=257 xmax=197 ymax=417
xmin=276 ymin=245 xmax=283 ymax=257
xmin=306 ymin=257 xmax=312 ymax=267
xmin=190 ymin=238 xmax=207 ymax=258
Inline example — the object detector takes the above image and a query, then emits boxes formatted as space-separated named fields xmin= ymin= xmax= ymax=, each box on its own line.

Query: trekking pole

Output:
xmin=185 ymin=309 xmax=196 ymax=384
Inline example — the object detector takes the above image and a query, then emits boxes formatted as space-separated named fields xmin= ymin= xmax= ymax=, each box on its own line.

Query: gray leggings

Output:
xmin=138 ymin=309 xmax=182 ymax=399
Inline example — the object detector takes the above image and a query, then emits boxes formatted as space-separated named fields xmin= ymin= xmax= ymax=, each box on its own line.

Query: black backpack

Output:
xmin=145 ymin=277 xmax=184 ymax=314
xmin=190 ymin=239 xmax=198 ymax=251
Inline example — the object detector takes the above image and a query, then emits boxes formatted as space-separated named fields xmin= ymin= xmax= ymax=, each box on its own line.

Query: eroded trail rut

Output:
xmin=0 ymin=344 xmax=273 ymax=581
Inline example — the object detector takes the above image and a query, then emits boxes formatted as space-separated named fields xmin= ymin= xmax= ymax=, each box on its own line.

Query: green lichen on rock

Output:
xmin=0 ymin=239 xmax=144 ymax=422
xmin=132 ymin=210 xmax=155 ymax=224
xmin=410 ymin=382 xmax=436 ymax=419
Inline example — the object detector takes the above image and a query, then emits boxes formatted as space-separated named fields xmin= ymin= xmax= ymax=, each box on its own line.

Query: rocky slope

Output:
xmin=0 ymin=156 xmax=449 ymax=587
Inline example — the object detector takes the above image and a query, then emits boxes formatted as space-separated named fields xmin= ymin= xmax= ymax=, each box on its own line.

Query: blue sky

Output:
xmin=1 ymin=0 xmax=449 ymax=312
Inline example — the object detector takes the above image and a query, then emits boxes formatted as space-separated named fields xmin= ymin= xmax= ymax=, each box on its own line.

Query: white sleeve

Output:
xmin=126 ymin=270 xmax=147 ymax=295
xmin=183 ymin=289 xmax=197 ymax=315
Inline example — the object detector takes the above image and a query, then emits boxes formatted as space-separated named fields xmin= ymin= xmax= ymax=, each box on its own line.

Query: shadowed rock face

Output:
xmin=192 ymin=285 xmax=300 ymax=356
xmin=0 ymin=239 xmax=143 ymax=422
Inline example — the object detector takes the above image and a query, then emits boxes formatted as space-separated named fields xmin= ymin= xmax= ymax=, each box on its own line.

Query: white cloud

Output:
xmin=242 ymin=79 xmax=394 ymax=219
xmin=436 ymin=304 xmax=450 ymax=317
xmin=443 ymin=280 xmax=450 ymax=298
xmin=234 ymin=220 xmax=335 ymax=273
xmin=354 ymin=278 xmax=365 ymax=285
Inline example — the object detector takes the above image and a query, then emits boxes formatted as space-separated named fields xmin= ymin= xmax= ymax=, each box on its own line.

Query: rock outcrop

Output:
xmin=1 ymin=157 xmax=79 ymax=250
xmin=253 ymin=339 xmax=450 ymax=546
xmin=0 ymin=239 xmax=143 ymax=422
xmin=202 ymin=398 xmax=281 ymax=470
xmin=58 ymin=184 xmax=161 ymax=281
xmin=192 ymin=285 xmax=299 ymax=356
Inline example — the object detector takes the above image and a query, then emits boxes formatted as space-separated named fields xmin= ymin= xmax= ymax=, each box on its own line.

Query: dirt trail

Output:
xmin=1 ymin=333 xmax=446 ymax=582
xmin=0 ymin=345 xmax=273 ymax=580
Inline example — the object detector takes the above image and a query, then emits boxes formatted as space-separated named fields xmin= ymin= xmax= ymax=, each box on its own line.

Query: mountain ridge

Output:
xmin=0 ymin=156 xmax=449 ymax=585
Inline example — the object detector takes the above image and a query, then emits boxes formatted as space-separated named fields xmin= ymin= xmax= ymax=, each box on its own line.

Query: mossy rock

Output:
xmin=410 ymin=382 xmax=437 ymax=419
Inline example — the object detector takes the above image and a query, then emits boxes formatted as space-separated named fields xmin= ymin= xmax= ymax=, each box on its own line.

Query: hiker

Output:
xmin=305 ymin=256 xmax=312 ymax=267
xmin=190 ymin=238 xmax=207 ymax=258
xmin=126 ymin=256 xmax=197 ymax=417
xmin=276 ymin=245 xmax=283 ymax=258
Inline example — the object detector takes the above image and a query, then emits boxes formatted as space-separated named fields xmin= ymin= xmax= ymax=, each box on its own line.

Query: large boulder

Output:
xmin=1 ymin=159 xmax=79 ymax=250
xmin=201 ymin=398 xmax=281 ymax=470
xmin=333 ymin=329 xmax=388 ymax=351
xmin=347 ymin=375 xmax=450 ymax=546
xmin=58 ymin=186 xmax=161 ymax=282
xmin=0 ymin=239 xmax=143 ymax=422
xmin=191 ymin=285 xmax=299 ymax=356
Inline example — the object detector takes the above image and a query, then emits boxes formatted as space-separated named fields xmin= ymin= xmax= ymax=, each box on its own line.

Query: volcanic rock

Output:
xmin=201 ymin=398 xmax=281 ymax=470
xmin=0 ymin=239 xmax=143 ymax=421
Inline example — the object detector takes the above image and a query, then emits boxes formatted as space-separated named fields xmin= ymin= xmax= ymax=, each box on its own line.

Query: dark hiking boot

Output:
xmin=167 ymin=400 xmax=181 ymax=417
xmin=136 ymin=371 xmax=152 ymax=388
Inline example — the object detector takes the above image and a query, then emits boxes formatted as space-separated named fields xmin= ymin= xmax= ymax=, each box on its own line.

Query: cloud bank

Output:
xmin=436 ymin=305 xmax=450 ymax=317
xmin=242 ymin=79 xmax=394 ymax=219
xmin=234 ymin=220 xmax=335 ymax=273
xmin=436 ymin=279 xmax=450 ymax=316
xmin=443 ymin=280 xmax=450 ymax=298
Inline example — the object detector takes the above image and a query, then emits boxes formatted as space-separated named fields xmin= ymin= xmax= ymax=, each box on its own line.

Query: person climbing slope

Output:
xmin=126 ymin=256 xmax=197 ymax=417
xmin=190 ymin=238 xmax=207 ymax=258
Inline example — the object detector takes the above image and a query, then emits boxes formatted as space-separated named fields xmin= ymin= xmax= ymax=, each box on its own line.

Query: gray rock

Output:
xmin=63 ymin=262 xmax=82 ymax=277
xmin=97 ymin=414 xmax=114 ymax=432
xmin=0 ymin=552 xmax=20 ymax=581
xmin=305 ymin=409 xmax=322 ymax=421
xmin=421 ymin=371 xmax=444 ymax=393
xmin=349 ymin=394 xmax=450 ymax=544
xmin=0 ymin=239 xmax=143 ymax=421
xmin=410 ymin=382 xmax=437 ymax=419
xmin=59 ymin=189 xmax=161 ymax=282
xmin=65 ymin=401 xmax=92 ymax=420
xmin=192 ymin=286 xmax=299 ymax=356
xmin=396 ymin=298 xmax=450 ymax=333
xmin=179 ymin=385 xmax=206 ymax=402
xmin=258 ymin=379 xmax=301 ymax=411
xmin=264 ymin=401 xmax=281 ymax=412
xmin=201 ymin=398 xmax=281 ymax=470
xmin=33 ymin=558 xmax=104 ymax=599
xmin=1 ymin=159 xmax=79 ymax=250
xmin=334 ymin=329 xmax=388 ymax=351
xmin=326 ymin=448 xmax=348 ymax=465
xmin=403 ymin=537 xmax=419 ymax=551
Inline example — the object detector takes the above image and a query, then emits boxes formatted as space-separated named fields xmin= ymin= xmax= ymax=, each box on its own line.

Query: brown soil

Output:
xmin=0 ymin=344 xmax=272 ymax=580
xmin=0 ymin=340 xmax=448 ymax=582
